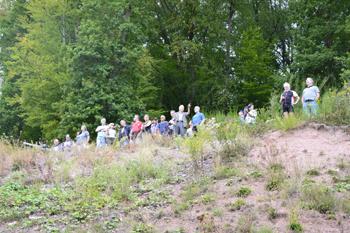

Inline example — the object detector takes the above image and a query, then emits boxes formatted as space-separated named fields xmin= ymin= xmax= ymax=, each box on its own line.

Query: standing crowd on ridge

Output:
xmin=44 ymin=78 xmax=320 ymax=152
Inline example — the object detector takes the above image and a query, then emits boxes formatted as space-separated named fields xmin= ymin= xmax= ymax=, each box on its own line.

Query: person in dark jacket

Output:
xmin=119 ymin=120 xmax=131 ymax=147
xmin=279 ymin=82 xmax=300 ymax=117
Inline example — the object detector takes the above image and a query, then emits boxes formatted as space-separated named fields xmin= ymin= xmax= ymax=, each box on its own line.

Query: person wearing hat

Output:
xmin=245 ymin=104 xmax=257 ymax=124
xmin=302 ymin=78 xmax=320 ymax=116
xmin=151 ymin=117 xmax=159 ymax=134
xmin=238 ymin=111 xmax=245 ymax=123
xmin=118 ymin=120 xmax=131 ymax=147
xmin=279 ymin=82 xmax=300 ymax=117
xmin=173 ymin=104 xmax=191 ymax=138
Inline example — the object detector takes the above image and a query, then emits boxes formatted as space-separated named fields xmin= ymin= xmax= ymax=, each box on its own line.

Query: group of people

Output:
xmin=278 ymin=77 xmax=320 ymax=117
xmin=47 ymin=104 xmax=206 ymax=150
xmin=43 ymin=78 xmax=320 ymax=151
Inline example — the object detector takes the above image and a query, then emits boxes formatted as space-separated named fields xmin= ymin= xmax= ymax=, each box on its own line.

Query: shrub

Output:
xmin=215 ymin=166 xmax=235 ymax=180
xmin=301 ymin=184 xmax=338 ymax=214
xmin=288 ymin=210 xmax=304 ymax=232
xmin=236 ymin=187 xmax=253 ymax=198
xmin=200 ymin=193 xmax=216 ymax=205
xmin=230 ymin=199 xmax=246 ymax=211
xmin=316 ymin=83 xmax=350 ymax=125
xmin=269 ymin=163 xmax=285 ymax=171
xmin=326 ymin=169 xmax=338 ymax=175
xmin=273 ymin=115 xmax=303 ymax=131
xmin=306 ymin=168 xmax=320 ymax=176
xmin=266 ymin=179 xmax=281 ymax=191
xmin=302 ymin=178 xmax=315 ymax=185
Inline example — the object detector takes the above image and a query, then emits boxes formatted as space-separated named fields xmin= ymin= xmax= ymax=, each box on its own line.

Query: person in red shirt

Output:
xmin=130 ymin=115 xmax=143 ymax=141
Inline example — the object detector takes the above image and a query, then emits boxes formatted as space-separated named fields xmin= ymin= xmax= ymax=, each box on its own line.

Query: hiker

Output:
xmin=245 ymin=104 xmax=257 ymax=124
xmin=238 ymin=111 xmax=245 ymax=123
xmin=173 ymin=104 xmax=191 ymax=138
xmin=95 ymin=118 xmax=108 ymax=148
xmin=186 ymin=121 xmax=194 ymax=138
xmin=158 ymin=115 xmax=168 ymax=136
xmin=105 ymin=123 xmax=117 ymax=146
xmin=302 ymin=78 xmax=320 ymax=116
xmin=130 ymin=115 xmax=143 ymax=142
xmin=119 ymin=120 xmax=131 ymax=147
xmin=208 ymin=117 xmax=219 ymax=129
xmin=141 ymin=114 xmax=152 ymax=134
xmin=192 ymin=106 xmax=205 ymax=132
xmin=76 ymin=125 xmax=90 ymax=146
xmin=51 ymin=139 xmax=61 ymax=152
xmin=167 ymin=110 xmax=176 ymax=137
xmin=279 ymin=82 xmax=300 ymax=117
xmin=151 ymin=117 xmax=159 ymax=134
xmin=61 ymin=134 xmax=75 ymax=151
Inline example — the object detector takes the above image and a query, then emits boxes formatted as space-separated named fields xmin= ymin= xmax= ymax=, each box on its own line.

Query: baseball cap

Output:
xmin=153 ymin=117 xmax=158 ymax=120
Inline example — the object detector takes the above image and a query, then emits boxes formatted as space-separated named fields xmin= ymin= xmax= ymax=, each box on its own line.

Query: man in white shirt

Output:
xmin=95 ymin=118 xmax=108 ymax=148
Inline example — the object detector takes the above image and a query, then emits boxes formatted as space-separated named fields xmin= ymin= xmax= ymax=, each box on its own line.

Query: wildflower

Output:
xmin=309 ymin=104 xmax=312 ymax=106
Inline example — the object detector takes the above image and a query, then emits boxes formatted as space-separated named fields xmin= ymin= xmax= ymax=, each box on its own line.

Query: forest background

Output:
xmin=1 ymin=0 xmax=350 ymax=142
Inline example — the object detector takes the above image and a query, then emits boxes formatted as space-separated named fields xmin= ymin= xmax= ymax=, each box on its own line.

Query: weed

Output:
xmin=319 ymin=151 xmax=325 ymax=156
xmin=287 ymin=209 xmax=304 ymax=232
xmin=326 ymin=169 xmax=338 ymax=175
xmin=230 ymin=199 xmax=246 ymax=211
xmin=301 ymin=184 xmax=338 ymax=214
xmin=332 ymin=176 xmax=350 ymax=183
xmin=257 ymin=197 xmax=265 ymax=202
xmin=273 ymin=115 xmax=303 ymax=131
xmin=336 ymin=159 xmax=346 ymax=170
xmin=197 ymin=213 xmax=217 ymax=232
xmin=306 ymin=168 xmax=320 ymax=176
xmin=268 ymin=208 xmax=276 ymax=220
xmin=200 ymin=193 xmax=216 ymax=205
xmin=269 ymin=163 xmax=285 ymax=171
xmin=225 ymin=177 xmax=242 ymax=186
xmin=266 ymin=179 xmax=281 ymax=191
xmin=327 ymin=214 xmax=335 ymax=219
xmin=302 ymin=178 xmax=315 ymax=185
xmin=246 ymin=170 xmax=263 ymax=178
xmin=236 ymin=187 xmax=253 ymax=198
xmin=213 ymin=208 xmax=224 ymax=218
xmin=131 ymin=222 xmax=153 ymax=232
xmin=235 ymin=213 xmax=256 ymax=233
xmin=172 ymin=202 xmax=190 ymax=215
xmin=215 ymin=166 xmax=235 ymax=180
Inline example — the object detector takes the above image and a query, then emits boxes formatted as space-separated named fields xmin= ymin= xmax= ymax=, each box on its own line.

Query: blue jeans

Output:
xmin=120 ymin=139 xmax=129 ymax=148
xmin=303 ymin=101 xmax=317 ymax=116
xmin=97 ymin=136 xmax=106 ymax=148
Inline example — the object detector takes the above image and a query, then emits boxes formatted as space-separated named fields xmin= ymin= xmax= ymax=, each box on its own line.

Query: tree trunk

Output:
xmin=226 ymin=0 xmax=235 ymax=83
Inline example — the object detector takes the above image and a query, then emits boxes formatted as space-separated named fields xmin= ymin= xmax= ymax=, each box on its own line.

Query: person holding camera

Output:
xmin=279 ymin=82 xmax=300 ymax=117
xmin=245 ymin=104 xmax=257 ymax=124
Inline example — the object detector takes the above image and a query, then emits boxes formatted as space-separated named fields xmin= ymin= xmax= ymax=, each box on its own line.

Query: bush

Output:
xmin=266 ymin=179 xmax=281 ymax=191
xmin=236 ymin=187 xmax=253 ymax=197
xmin=306 ymin=168 xmax=320 ymax=176
xmin=273 ymin=115 xmax=304 ymax=131
xmin=316 ymin=83 xmax=350 ymax=125
xmin=230 ymin=199 xmax=246 ymax=211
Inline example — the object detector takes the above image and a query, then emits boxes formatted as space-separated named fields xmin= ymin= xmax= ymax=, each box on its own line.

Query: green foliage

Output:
xmin=230 ymin=199 xmax=246 ymax=211
xmin=236 ymin=187 xmax=253 ymax=198
xmin=306 ymin=169 xmax=320 ymax=176
xmin=287 ymin=209 xmax=304 ymax=232
xmin=327 ymin=214 xmax=335 ymax=219
xmin=273 ymin=115 xmax=303 ymax=132
xmin=266 ymin=180 xmax=282 ymax=191
xmin=316 ymin=83 xmax=350 ymax=125
xmin=200 ymin=193 xmax=216 ymax=205
xmin=302 ymin=178 xmax=316 ymax=185
xmin=215 ymin=166 xmax=236 ymax=180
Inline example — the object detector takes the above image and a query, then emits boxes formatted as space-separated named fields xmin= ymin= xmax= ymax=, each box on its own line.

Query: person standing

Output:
xmin=158 ymin=115 xmax=169 ymax=136
xmin=151 ymin=117 xmax=159 ymax=134
xmin=76 ymin=125 xmax=90 ymax=146
xmin=167 ymin=110 xmax=176 ymax=137
xmin=105 ymin=123 xmax=117 ymax=146
xmin=95 ymin=118 xmax=108 ymax=148
xmin=302 ymin=78 xmax=320 ymax=116
xmin=279 ymin=83 xmax=300 ymax=117
xmin=186 ymin=121 xmax=194 ymax=138
xmin=141 ymin=114 xmax=152 ymax=134
xmin=130 ymin=115 xmax=143 ymax=142
xmin=173 ymin=104 xmax=191 ymax=138
xmin=192 ymin=106 xmax=205 ymax=132
xmin=119 ymin=120 xmax=131 ymax=147
xmin=245 ymin=104 xmax=257 ymax=124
